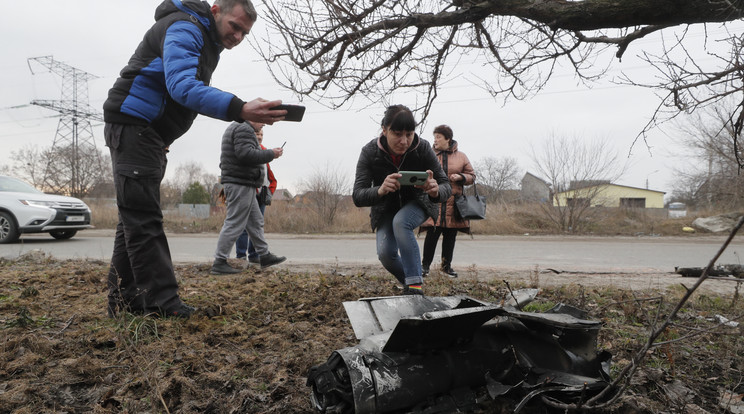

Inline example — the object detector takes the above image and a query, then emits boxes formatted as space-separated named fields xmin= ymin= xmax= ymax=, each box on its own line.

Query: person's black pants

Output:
xmin=105 ymin=123 xmax=182 ymax=315
xmin=422 ymin=227 xmax=458 ymax=269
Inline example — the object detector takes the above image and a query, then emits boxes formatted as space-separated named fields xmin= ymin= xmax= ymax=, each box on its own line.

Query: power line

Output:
xmin=27 ymin=56 xmax=105 ymax=197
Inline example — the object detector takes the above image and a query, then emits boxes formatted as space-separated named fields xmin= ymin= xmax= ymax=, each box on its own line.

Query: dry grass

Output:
xmin=86 ymin=197 xmax=713 ymax=237
xmin=86 ymin=199 xmax=372 ymax=234
xmin=262 ymin=202 xmax=371 ymax=234
xmin=87 ymin=199 xmax=119 ymax=230
xmin=470 ymin=202 xmax=552 ymax=235
xmin=1 ymin=254 xmax=743 ymax=413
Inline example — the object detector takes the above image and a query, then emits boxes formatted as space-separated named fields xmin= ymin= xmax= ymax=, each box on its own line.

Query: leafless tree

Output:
xmin=162 ymin=161 xmax=219 ymax=206
xmin=257 ymin=0 xmax=744 ymax=136
xmin=159 ymin=182 xmax=183 ymax=209
xmin=670 ymin=103 xmax=744 ymax=210
xmin=10 ymin=144 xmax=111 ymax=198
xmin=298 ymin=163 xmax=351 ymax=226
xmin=9 ymin=146 xmax=46 ymax=188
xmin=530 ymin=134 xmax=626 ymax=232
xmin=170 ymin=161 xmax=218 ymax=192
xmin=473 ymin=155 xmax=521 ymax=201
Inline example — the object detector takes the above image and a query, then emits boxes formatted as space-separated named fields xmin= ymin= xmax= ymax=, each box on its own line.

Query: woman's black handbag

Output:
xmin=455 ymin=181 xmax=486 ymax=220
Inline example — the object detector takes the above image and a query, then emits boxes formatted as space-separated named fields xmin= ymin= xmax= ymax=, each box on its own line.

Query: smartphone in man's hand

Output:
xmin=270 ymin=104 xmax=305 ymax=122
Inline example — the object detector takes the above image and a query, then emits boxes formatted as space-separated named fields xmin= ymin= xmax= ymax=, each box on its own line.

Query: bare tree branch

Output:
xmin=541 ymin=214 xmax=744 ymax=410
xmin=258 ymin=0 xmax=744 ymax=131
xmin=669 ymin=101 xmax=744 ymax=209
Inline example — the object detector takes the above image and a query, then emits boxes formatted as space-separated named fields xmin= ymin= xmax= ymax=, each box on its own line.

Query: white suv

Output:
xmin=0 ymin=175 xmax=92 ymax=243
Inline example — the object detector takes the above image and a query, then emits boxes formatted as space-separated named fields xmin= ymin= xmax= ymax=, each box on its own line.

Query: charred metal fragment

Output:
xmin=676 ymin=264 xmax=744 ymax=278
xmin=307 ymin=294 xmax=612 ymax=413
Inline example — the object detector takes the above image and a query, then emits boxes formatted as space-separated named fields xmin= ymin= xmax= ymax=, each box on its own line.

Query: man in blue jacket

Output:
xmin=103 ymin=0 xmax=287 ymax=319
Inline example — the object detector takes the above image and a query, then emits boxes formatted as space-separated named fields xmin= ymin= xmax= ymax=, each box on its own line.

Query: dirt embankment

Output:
xmin=1 ymin=254 xmax=743 ymax=413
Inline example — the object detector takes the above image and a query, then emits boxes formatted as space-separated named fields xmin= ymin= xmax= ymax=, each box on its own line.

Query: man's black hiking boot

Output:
xmin=260 ymin=252 xmax=286 ymax=269
xmin=160 ymin=303 xmax=196 ymax=319
xmin=210 ymin=258 xmax=242 ymax=275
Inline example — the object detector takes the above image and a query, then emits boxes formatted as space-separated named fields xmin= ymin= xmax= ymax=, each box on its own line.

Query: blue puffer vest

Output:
xmin=103 ymin=0 xmax=245 ymax=146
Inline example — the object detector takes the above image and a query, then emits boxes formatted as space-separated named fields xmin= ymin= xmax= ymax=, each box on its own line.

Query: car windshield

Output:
xmin=0 ymin=176 xmax=43 ymax=194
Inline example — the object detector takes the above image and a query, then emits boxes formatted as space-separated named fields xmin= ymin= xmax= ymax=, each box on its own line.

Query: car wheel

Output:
xmin=0 ymin=211 xmax=20 ymax=244
xmin=49 ymin=230 xmax=78 ymax=240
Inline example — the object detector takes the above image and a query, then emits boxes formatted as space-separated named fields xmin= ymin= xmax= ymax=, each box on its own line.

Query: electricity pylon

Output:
xmin=28 ymin=56 xmax=104 ymax=197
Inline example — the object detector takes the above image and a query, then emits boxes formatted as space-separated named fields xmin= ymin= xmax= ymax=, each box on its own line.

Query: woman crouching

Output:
xmin=352 ymin=105 xmax=452 ymax=295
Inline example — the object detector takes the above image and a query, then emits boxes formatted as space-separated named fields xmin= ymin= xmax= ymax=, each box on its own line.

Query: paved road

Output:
xmin=3 ymin=229 xmax=744 ymax=273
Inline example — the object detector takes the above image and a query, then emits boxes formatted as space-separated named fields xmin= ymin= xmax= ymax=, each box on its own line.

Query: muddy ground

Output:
xmin=1 ymin=252 xmax=743 ymax=413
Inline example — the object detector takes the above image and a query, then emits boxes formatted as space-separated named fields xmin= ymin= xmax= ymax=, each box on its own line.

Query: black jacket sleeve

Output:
xmin=352 ymin=143 xmax=382 ymax=207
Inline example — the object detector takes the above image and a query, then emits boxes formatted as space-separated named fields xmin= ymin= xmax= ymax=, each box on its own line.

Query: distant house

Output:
xmin=554 ymin=183 xmax=665 ymax=208
xmin=292 ymin=191 xmax=353 ymax=207
xmin=272 ymin=188 xmax=293 ymax=202
xmin=520 ymin=172 xmax=551 ymax=203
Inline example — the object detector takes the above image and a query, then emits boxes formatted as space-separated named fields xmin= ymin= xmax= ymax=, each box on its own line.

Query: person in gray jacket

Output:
xmin=212 ymin=121 xmax=286 ymax=274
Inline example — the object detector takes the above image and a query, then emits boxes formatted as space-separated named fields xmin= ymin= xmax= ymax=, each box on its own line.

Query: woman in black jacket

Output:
xmin=352 ymin=105 xmax=452 ymax=295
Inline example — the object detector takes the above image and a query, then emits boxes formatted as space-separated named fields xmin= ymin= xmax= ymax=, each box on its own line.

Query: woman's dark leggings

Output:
xmin=422 ymin=227 xmax=458 ymax=268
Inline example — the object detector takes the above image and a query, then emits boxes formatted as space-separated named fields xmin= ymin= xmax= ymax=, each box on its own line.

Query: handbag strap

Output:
xmin=471 ymin=177 xmax=479 ymax=197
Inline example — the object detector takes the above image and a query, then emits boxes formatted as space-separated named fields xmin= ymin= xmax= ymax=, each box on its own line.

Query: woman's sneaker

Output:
xmin=403 ymin=284 xmax=424 ymax=296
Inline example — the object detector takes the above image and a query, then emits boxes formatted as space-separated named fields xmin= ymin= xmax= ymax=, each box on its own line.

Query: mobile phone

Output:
xmin=270 ymin=104 xmax=306 ymax=122
xmin=397 ymin=171 xmax=428 ymax=186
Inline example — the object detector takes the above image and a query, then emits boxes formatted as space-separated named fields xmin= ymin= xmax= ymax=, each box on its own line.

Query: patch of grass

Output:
xmin=693 ymin=293 xmax=733 ymax=311
xmin=2 ymin=306 xmax=53 ymax=329
xmin=521 ymin=301 xmax=557 ymax=312
xmin=113 ymin=314 xmax=162 ymax=345
xmin=20 ymin=286 xmax=39 ymax=298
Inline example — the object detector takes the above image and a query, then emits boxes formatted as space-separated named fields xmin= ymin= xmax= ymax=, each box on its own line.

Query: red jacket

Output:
xmin=260 ymin=144 xmax=278 ymax=195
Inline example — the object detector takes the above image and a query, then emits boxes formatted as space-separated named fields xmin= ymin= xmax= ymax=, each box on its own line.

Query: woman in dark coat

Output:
xmin=421 ymin=125 xmax=476 ymax=278
xmin=352 ymin=105 xmax=451 ymax=295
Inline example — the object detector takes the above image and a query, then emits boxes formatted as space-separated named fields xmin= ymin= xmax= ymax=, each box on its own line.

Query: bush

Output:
xmin=182 ymin=182 xmax=210 ymax=204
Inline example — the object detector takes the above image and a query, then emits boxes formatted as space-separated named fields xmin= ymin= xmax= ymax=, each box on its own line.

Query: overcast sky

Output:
xmin=0 ymin=0 xmax=728 ymax=198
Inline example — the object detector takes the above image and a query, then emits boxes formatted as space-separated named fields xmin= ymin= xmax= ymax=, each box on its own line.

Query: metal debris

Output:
xmin=714 ymin=314 xmax=739 ymax=328
xmin=307 ymin=292 xmax=612 ymax=413
xmin=719 ymin=388 xmax=744 ymax=414
xmin=675 ymin=264 xmax=744 ymax=278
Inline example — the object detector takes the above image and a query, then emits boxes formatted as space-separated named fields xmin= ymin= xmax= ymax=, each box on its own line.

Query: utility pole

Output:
xmin=28 ymin=56 xmax=104 ymax=197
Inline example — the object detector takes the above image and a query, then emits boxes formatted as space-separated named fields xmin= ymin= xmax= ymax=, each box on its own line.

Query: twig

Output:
xmin=597 ymin=296 xmax=663 ymax=312
xmin=157 ymin=389 xmax=171 ymax=414
xmin=652 ymin=321 xmax=742 ymax=346
xmin=55 ymin=315 xmax=76 ymax=335
xmin=502 ymin=280 xmax=522 ymax=310
xmin=544 ymin=215 xmax=744 ymax=410
xmin=595 ymin=215 xmax=744 ymax=406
